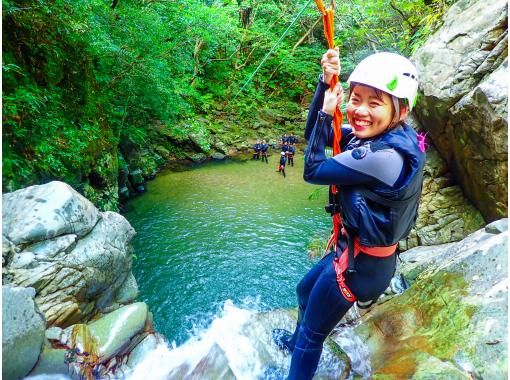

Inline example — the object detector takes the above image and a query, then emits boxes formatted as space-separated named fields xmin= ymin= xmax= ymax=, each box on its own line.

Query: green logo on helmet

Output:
xmin=386 ymin=75 xmax=398 ymax=91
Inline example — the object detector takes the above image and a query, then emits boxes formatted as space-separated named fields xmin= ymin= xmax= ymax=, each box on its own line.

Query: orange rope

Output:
xmin=315 ymin=0 xmax=344 ymax=254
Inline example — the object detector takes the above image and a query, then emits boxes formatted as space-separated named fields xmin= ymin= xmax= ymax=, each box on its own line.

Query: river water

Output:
xmin=124 ymin=152 xmax=330 ymax=346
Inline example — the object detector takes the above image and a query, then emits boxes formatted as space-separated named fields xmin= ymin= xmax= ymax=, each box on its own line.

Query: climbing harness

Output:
xmin=333 ymin=232 xmax=397 ymax=302
xmin=315 ymin=0 xmax=400 ymax=302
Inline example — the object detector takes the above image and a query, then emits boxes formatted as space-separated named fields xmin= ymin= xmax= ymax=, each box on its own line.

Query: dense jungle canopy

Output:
xmin=3 ymin=0 xmax=453 ymax=208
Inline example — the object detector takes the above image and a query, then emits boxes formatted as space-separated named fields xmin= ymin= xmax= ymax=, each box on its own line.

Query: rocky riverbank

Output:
xmin=2 ymin=180 xmax=507 ymax=379
xmin=2 ymin=181 xmax=164 ymax=379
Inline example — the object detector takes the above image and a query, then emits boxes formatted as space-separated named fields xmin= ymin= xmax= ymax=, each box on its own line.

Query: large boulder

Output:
xmin=412 ymin=0 xmax=508 ymax=221
xmin=3 ymin=286 xmax=46 ymax=380
xmin=3 ymin=181 xmax=137 ymax=328
xmin=399 ymin=121 xmax=486 ymax=250
xmin=2 ymin=181 xmax=100 ymax=245
xmin=354 ymin=219 xmax=508 ymax=379
xmin=28 ymin=303 xmax=158 ymax=379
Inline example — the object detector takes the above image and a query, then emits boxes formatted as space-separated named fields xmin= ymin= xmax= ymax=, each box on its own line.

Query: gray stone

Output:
xmin=397 ymin=220 xmax=508 ymax=379
xmin=212 ymin=140 xmax=228 ymax=154
xmin=126 ymin=334 xmax=162 ymax=368
xmin=10 ymin=251 xmax=38 ymax=269
xmin=186 ymin=152 xmax=207 ymax=162
xmin=485 ymin=218 xmax=508 ymax=234
xmin=2 ymin=181 xmax=100 ymax=245
xmin=67 ymin=302 xmax=148 ymax=361
xmin=413 ymin=0 xmax=508 ymax=221
xmin=45 ymin=326 xmax=64 ymax=341
xmin=26 ymin=234 xmax=78 ymax=260
xmin=2 ymin=286 xmax=46 ymax=380
xmin=401 ymin=144 xmax=485 ymax=250
xmin=211 ymin=151 xmax=226 ymax=160
xmin=115 ymin=272 xmax=139 ymax=304
xmin=25 ymin=374 xmax=72 ymax=380
xmin=27 ymin=344 xmax=68 ymax=377
xmin=4 ymin=209 xmax=136 ymax=327
xmin=411 ymin=354 xmax=471 ymax=380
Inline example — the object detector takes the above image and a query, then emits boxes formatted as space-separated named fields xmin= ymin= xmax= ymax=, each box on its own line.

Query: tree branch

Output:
xmin=292 ymin=16 xmax=321 ymax=52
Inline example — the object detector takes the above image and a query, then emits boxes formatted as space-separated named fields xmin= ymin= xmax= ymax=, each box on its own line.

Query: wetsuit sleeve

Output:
xmin=304 ymin=111 xmax=405 ymax=187
xmin=304 ymin=75 xmax=353 ymax=149
xmin=304 ymin=75 xmax=331 ymax=142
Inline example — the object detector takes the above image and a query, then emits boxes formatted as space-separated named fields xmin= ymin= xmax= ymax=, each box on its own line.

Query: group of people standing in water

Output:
xmin=252 ymin=134 xmax=299 ymax=178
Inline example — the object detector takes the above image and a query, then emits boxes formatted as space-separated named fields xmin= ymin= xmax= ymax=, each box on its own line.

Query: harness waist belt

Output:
xmin=334 ymin=238 xmax=397 ymax=302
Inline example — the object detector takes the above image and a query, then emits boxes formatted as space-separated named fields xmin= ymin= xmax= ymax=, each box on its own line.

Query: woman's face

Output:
xmin=346 ymin=85 xmax=394 ymax=139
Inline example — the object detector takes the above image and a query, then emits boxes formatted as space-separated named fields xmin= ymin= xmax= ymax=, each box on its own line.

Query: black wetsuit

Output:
xmin=283 ymin=76 xmax=425 ymax=379
xmin=261 ymin=143 xmax=269 ymax=163
xmin=287 ymin=145 xmax=295 ymax=167
xmin=252 ymin=143 xmax=261 ymax=160
xmin=278 ymin=156 xmax=287 ymax=177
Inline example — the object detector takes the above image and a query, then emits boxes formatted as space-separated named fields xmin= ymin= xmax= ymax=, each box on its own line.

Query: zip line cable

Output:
xmin=228 ymin=0 xmax=314 ymax=105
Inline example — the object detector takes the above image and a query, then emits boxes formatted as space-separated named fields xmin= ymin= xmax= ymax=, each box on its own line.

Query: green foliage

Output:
xmin=3 ymin=0 xmax=453 ymax=202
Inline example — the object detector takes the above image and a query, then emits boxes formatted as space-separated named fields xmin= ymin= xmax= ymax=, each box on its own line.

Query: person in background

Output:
xmin=252 ymin=140 xmax=261 ymax=160
xmin=261 ymin=140 xmax=269 ymax=163
xmin=281 ymin=141 xmax=289 ymax=158
xmin=277 ymin=151 xmax=287 ymax=178
xmin=287 ymin=144 xmax=295 ymax=167
xmin=273 ymin=48 xmax=425 ymax=379
xmin=280 ymin=133 xmax=289 ymax=147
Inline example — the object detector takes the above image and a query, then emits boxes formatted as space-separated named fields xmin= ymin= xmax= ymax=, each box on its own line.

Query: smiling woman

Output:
xmin=274 ymin=49 xmax=426 ymax=379
xmin=345 ymin=85 xmax=395 ymax=138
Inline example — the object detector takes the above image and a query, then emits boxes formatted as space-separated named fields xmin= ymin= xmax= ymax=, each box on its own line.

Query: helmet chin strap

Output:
xmin=385 ymin=96 xmax=402 ymax=132
xmin=392 ymin=96 xmax=401 ymax=123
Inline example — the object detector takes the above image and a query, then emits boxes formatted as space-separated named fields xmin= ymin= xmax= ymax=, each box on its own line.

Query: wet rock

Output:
xmin=413 ymin=0 xmax=508 ymax=221
xmin=356 ymin=220 xmax=508 ymax=379
xmin=70 ymin=302 xmax=149 ymax=361
xmin=10 ymin=251 xmax=38 ymax=269
xmin=45 ymin=326 xmax=64 ymax=342
xmin=119 ymin=186 xmax=130 ymax=202
xmin=398 ymin=136 xmax=485 ymax=250
xmin=212 ymin=140 xmax=228 ymax=154
xmin=485 ymin=218 xmax=508 ymax=234
xmin=211 ymin=151 xmax=226 ymax=160
xmin=188 ymin=343 xmax=236 ymax=379
xmin=25 ymin=234 xmax=78 ymax=260
xmin=3 ymin=286 xmax=46 ymax=380
xmin=411 ymin=354 xmax=471 ymax=380
xmin=27 ymin=344 xmax=68 ymax=377
xmin=186 ymin=152 xmax=207 ymax=162
xmin=2 ymin=181 xmax=100 ymax=245
xmin=115 ymin=272 xmax=139 ymax=305
xmin=3 ymin=182 xmax=136 ymax=328
xmin=3 ymin=234 xmax=16 ymax=266
xmin=126 ymin=334 xmax=162 ymax=368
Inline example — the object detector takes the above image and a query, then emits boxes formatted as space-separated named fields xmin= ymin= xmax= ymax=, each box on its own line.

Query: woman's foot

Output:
xmin=272 ymin=328 xmax=294 ymax=354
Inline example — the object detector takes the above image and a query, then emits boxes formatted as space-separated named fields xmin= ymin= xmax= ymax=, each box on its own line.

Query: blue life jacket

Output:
xmin=338 ymin=123 xmax=425 ymax=247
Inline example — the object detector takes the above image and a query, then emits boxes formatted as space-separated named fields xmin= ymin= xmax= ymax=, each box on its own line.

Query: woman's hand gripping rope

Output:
xmin=322 ymin=83 xmax=344 ymax=117
xmin=321 ymin=47 xmax=341 ymax=85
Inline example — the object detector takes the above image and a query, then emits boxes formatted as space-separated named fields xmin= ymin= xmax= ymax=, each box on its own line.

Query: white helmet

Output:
xmin=347 ymin=52 xmax=419 ymax=110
